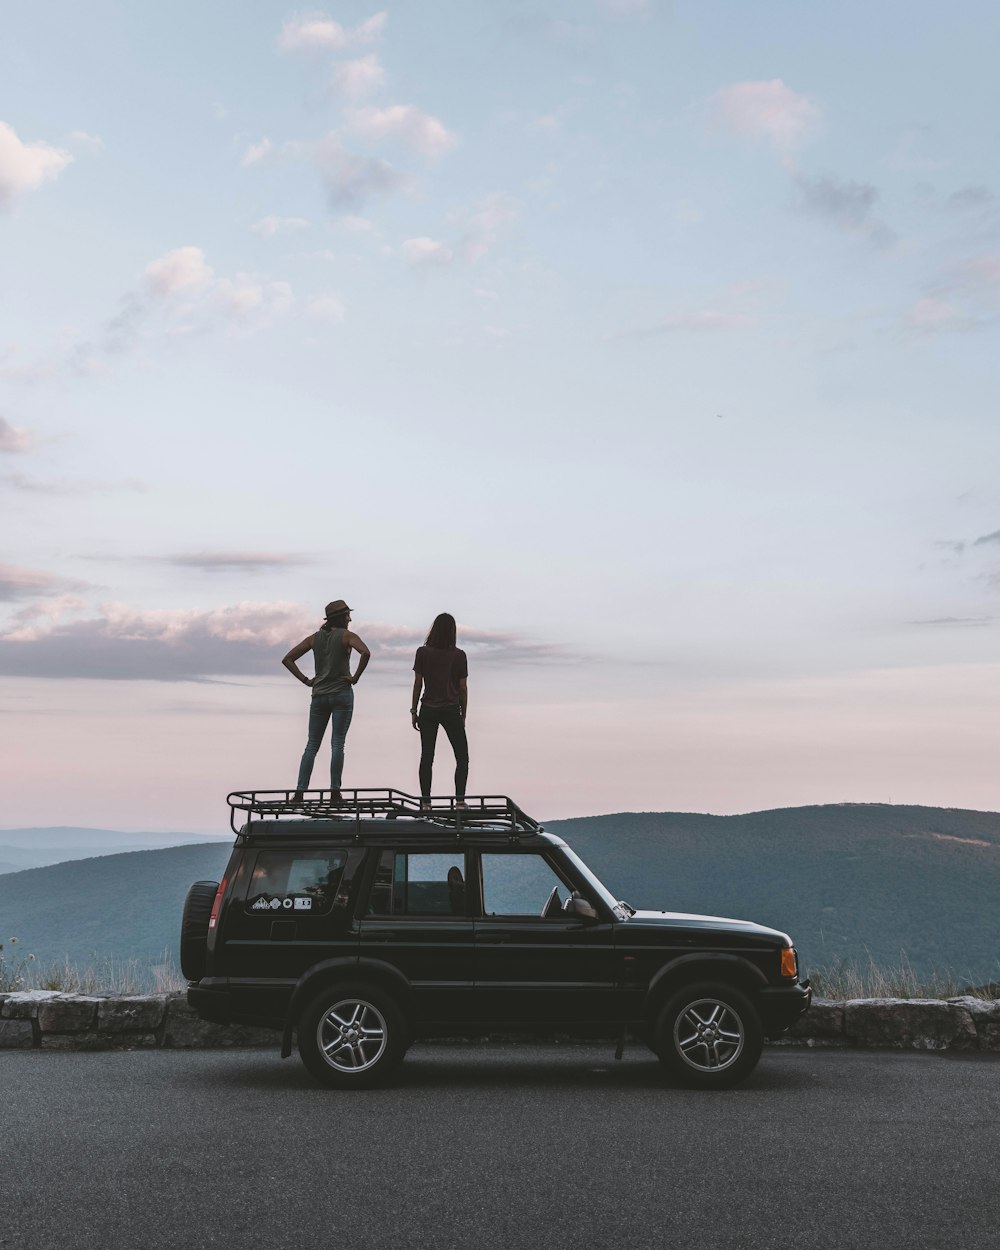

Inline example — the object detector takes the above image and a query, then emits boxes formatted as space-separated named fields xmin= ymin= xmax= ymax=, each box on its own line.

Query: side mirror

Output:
xmin=563 ymin=892 xmax=598 ymax=921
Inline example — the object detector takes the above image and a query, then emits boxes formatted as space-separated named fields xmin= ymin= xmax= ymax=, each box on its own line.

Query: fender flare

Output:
xmin=280 ymin=957 xmax=414 ymax=1058
xmin=643 ymin=953 xmax=768 ymax=1019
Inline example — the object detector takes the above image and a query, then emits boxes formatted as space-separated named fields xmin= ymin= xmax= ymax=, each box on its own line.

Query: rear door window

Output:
xmin=366 ymin=851 xmax=467 ymax=916
xmin=245 ymin=850 xmax=349 ymax=917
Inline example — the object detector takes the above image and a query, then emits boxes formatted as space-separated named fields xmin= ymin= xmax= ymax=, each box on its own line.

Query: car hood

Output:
xmin=626 ymin=909 xmax=789 ymax=944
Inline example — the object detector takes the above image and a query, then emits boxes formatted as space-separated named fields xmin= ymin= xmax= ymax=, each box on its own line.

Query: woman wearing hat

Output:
xmin=283 ymin=599 xmax=370 ymax=797
xmin=411 ymin=612 xmax=469 ymax=808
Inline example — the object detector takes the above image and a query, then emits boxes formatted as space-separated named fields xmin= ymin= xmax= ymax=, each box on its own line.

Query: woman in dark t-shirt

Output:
xmin=411 ymin=612 xmax=469 ymax=807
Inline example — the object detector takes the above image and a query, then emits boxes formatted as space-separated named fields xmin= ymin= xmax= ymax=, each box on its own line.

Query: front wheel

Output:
xmin=297 ymin=983 xmax=407 ymax=1089
xmin=654 ymin=981 xmax=763 ymax=1089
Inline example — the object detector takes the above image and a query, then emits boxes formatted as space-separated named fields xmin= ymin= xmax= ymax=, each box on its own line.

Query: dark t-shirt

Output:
xmin=413 ymin=645 xmax=468 ymax=708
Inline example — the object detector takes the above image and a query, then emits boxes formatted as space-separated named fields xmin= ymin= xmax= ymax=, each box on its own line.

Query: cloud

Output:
xmin=345 ymin=105 xmax=457 ymax=157
xmin=909 ymin=617 xmax=993 ymax=627
xmin=459 ymin=193 xmax=519 ymax=262
xmin=0 ymin=417 xmax=32 ymax=453
xmin=331 ymin=54 xmax=386 ymax=99
xmin=950 ymin=255 xmax=1000 ymax=290
xmin=279 ymin=11 xmax=387 ymax=54
xmin=947 ymin=186 xmax=996 ymax=212
xmin=793 ymin=173 xmax=895 ymax=247
xmin=0 ymin=600 xmax=307 ymax=681
xmin=151 ymin=552 xmax=316 ymax=573
xmin=251 ymin=215 xmax=309 ymax=238
xmin=0 ymin=602 xmax=569 ymax=680
xmin=908 ymin=254 xmax=1000 ymax=333
xmin=905 ymin=296 xmax=961 ymax=332
xmin=0 ymin=120 xmax=73 ymax=209
xmin=305 ymin=295 xmax=346 ymax=321
xmin=973 ymin=529 xmax=1000 ymax=547
xmin=401 ymin=195 xmax=518 ymax=270
xmin=0 ymin=565 xmax=77 ymax=602
xmin=142 ymin=246 xmax=214 ymax=297
xmin=710 ymin=79 xmax=820 ymax=154
xmin=67 ymin=130 xmax=103 ymax=153
xmin=401 ymin=237 xmax=454 ymax=267
xmin=241 ymin=137 xmax=274 ymax=168
xmin=312 ymin=132 xmax=405 ymax=206
xmin=211 ymin=277 xmax=293 ymax=321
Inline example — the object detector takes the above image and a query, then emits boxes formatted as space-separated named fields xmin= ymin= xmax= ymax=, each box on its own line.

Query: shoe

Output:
xmin=455 ymin=800 xmax=469 ymax=810
xmin=292 ymin=790 xmax=304 ymax=803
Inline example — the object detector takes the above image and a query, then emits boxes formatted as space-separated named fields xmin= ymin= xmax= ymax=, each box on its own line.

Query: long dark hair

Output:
xmin=425 ymin=612 xmax=457 ymax=649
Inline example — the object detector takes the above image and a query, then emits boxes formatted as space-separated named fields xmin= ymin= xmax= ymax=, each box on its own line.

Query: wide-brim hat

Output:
xmin=324 ymin=599 xmax=353 ymax=617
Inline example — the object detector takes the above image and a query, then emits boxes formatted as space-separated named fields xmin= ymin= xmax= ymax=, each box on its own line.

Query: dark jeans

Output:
xmin=296 ymin=686 xmax=354 ymax=791
xmin=418 ymin=704 xmax=468 ymax=798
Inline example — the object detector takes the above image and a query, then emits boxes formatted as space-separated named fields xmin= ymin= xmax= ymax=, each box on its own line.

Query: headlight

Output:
xmin=780 ymin=947 xmax=798 ymax=978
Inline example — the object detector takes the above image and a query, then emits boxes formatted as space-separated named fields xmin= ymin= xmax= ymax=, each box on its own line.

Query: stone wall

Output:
xmin=1 ymin=990 xmax=998 ymax=1052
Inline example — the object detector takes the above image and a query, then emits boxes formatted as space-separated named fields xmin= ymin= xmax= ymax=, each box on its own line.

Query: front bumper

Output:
xmin=757 ymin=979 xmax=812 ymax=1037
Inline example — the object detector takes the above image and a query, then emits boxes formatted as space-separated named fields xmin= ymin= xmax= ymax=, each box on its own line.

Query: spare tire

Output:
xmin=179 ymin=880 xmax=219 ymax=982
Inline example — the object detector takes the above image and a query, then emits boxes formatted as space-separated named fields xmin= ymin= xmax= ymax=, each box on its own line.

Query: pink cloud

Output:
xmin=711 ymin=79 xmax=820 ymax=153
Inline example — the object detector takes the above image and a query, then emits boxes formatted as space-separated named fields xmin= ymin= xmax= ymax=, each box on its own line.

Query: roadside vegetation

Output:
xmin=807 ymin=953 xmax=999 ymax=1000
xmin=1 ymin=940 xmax=185 ymax=994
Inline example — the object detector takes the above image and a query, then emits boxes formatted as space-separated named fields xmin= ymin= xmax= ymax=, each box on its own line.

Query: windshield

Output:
xmin=558 ymin=847 xmax=628 ymax=920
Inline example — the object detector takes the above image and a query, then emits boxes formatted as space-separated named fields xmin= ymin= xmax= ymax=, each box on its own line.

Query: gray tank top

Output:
xmin=311 ymin=627 xmax=351 ymax=696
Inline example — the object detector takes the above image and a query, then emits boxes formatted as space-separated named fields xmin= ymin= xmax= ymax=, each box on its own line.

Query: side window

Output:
xmin=481 ymin=853 xmax=568 ymax=918
xmin=366 ymin=852 xmax=467 ymax=917
xmin=245 ymin=850 xmax=348 ymax=917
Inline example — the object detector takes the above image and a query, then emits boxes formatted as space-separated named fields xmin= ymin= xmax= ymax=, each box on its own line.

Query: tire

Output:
xmin=654 ymin=981 xmax=764 ymax=1089
xmin=179 ymin=880 xmax=219 ymax=982
xmin=297 ymin=982 xmax=407 ymax=1089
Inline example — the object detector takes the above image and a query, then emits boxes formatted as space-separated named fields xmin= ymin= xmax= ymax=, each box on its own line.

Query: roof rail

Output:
xmin=226 ymin=788 xmax=539 ymax=836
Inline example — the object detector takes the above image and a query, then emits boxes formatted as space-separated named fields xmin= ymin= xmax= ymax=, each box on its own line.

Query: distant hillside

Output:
xmin=0 ymin=827 xmax=231 ymax=873
xmin=549 ymin=804 xmax=1000 ymax=982
xmin=0 ymin=842 xmax=232 ymax=970
xmin=1 ymin=804 xmax=997 ymax=985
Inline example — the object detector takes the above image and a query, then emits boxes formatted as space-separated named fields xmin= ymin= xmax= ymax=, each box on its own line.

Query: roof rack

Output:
xmin=227 ymin=788 xmax=539 ymax=837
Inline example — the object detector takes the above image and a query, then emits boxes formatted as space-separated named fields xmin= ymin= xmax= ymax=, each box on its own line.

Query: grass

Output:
xmin=808 ymin=951 xmax=1000 ymax=1001
xmin=1 ymin=940 xmax=186 ymax=995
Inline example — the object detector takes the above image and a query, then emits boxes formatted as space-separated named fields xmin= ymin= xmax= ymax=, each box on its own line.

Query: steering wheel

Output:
xmin=541 ymin=885 xmax=562 ymax=918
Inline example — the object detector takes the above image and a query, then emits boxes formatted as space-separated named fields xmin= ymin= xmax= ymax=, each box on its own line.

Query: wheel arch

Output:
xmin=280 ymin=957 xmax=413 ymax=1058
xmin=643 ymin=954 xmax=767 ymax=1024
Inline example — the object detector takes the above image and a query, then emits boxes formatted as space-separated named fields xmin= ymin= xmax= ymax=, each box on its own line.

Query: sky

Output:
xmin=2 ymin=1 xmax=1000 ymax=831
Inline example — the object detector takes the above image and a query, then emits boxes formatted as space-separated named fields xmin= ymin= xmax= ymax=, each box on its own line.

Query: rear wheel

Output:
xmin=654 ymin=981 xmax=763 ymax=1089
xmin=297 ymin=982 xmax=407 ymax=1089
xmin=179 ymin=880 xmax=219 ymax=982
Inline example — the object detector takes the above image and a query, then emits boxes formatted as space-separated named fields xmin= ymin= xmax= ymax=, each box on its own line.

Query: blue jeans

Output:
xmin=296 ymin=687 xmax=354 ymax=791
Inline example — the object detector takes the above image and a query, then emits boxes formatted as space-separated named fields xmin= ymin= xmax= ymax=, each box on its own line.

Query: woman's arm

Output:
xmin=344 ymin=630 xmax=371 ymax=685
xmin=458 ymin=676 xmax=468 ymax=720
xmin=411 ymin=674 xmax=423 ymax=730
xmin=282 ymin=635 xmax=315 ymax=686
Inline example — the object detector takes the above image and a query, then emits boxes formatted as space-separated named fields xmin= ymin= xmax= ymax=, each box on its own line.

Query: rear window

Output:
xmin=245 ymin=850 xmax=349 ymax=917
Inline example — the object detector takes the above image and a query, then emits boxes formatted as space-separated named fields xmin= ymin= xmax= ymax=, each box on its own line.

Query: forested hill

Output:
xmin=0 ymin=804 xmax=997 ymax=984
xmin=549 ymin=804 xmax=1000 ymax=982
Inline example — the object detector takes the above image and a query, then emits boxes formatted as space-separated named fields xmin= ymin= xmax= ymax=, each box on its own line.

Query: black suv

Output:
xmin=182 ymin=790 xmax=811 ymax=1089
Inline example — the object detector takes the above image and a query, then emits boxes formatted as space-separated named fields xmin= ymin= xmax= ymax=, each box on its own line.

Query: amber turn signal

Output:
xmin=780 ymin=947 xmax=798 ymax=978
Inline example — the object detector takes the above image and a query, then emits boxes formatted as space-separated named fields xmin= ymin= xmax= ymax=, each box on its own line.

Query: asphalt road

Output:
xmin=3 ymin=1044 xmax=999 ymax=1250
